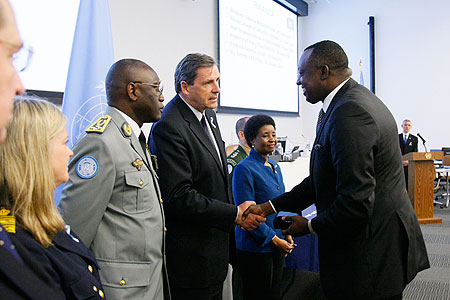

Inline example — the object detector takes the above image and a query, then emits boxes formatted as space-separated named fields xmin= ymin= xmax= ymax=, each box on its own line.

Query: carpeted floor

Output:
xmin=281 ymin=206 xmax=450 ymax=300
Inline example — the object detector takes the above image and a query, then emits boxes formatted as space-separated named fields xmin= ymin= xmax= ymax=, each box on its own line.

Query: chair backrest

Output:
xmin=443 ymin=155 xmax=450 ymax=166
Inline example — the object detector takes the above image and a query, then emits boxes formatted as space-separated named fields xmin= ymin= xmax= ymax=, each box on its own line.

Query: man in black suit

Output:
xmin=150 ymin=53 xmax=264 ymax=300
xmin=399 ymin=119 xmax=418 ymax=189
xmin=0 ymin=1 xmax=64 ymax=299
xmin=245 ymin=41 xmax=429 ymax=299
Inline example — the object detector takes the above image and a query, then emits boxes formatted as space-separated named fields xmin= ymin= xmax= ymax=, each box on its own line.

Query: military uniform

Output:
xmin=227 ymin=145 xmax=248 ymax=184
xmin=59 ymin=106 xmax=169 ymax=300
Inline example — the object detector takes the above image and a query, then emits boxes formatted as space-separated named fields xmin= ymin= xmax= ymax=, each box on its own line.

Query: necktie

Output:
xmin=139 ymin=131 xmax=149 ymax=157
xmin=201 ymin=115 xmax=214 ymax=144
xmin=316 ymin=109 xmax=325 ymax=134
xmin=0 ymin=224 xmax=22 ymax=262
xmin=404 ymin=135 xmax=408 ymax=144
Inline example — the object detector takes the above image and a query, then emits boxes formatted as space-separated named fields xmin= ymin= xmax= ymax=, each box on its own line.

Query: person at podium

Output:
xmin=399 ymin=119 xmax=418 ymax=189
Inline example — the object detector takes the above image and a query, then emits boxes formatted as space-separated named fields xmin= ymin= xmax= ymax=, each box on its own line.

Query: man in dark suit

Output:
xmin=150 ymin=53 xmax=264 ymax=300
xmin=0 ymin=1 xmax=65 ymax=299
xmin=245 ymin=41 xmax=429 ymax=299
xmin=399 ymin=119 xmax=418 ymax=189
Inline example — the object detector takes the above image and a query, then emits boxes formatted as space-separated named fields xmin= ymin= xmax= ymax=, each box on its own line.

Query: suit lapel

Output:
xmin=175 ymin=97 xmax=225 ymax=175
xmin=205 ymin=110 xmax=228 ymax=175
xmin=310 ymin=78 xmax=356 ymax=185
xmin=53 ymin=231 xmax=99 ymax=268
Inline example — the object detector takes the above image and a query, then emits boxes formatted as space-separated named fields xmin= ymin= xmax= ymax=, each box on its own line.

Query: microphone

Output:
xmin=417 ymin=133 xmax=428 ymax=152
xmin=417 ymin=133 xmax=426 ymax=144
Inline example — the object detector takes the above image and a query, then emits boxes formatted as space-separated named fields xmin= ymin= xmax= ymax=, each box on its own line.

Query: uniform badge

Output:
xmin=122 ymin=122 xmax=132 ymax=137
xmin=76 ymin=156 xmax=99 ymax=179
xmin=85 ymin=115 xmax=112 ymax=133
xmin=132 ymin=158 xmax=144 ymax=171
xmin=228 ymin=164 xmax=233 ymax=174
xmin=230 ymin=150 xmax=239 ymax=158
xmin=0 ymin=207 xmax=15 ymax=233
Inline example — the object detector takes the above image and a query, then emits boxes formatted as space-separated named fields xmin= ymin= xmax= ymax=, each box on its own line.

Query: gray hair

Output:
xmin=174 ymin=53 xmax=217 ymax=94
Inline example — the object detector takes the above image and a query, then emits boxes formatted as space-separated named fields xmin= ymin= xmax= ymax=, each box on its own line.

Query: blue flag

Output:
xmin=359 ymin=59 xmax=364 ymax=86
xmin=57 ymin=0 xmax=114 ymax=205
xmin=62 ymin=0 xmax=114 ymax=149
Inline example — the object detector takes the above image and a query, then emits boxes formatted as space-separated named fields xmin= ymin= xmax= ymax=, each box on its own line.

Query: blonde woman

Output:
xmin=0 ymin=98 xmax=106 ymax=299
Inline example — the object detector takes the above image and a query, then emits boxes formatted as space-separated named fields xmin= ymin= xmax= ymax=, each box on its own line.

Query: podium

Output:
xmin=404 ymin=151 xmax=443 ymax=224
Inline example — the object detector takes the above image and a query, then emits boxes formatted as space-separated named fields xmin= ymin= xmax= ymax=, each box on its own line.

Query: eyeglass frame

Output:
xmin=131 ymin=82 xmax=164 ymax=96
xmin=0 ymin=39 xmax=34 ymax=72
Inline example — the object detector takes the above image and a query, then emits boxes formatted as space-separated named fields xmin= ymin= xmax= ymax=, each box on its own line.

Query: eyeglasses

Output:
xmin=0 ymin=40 xmax=34 ymax=72
xmin=133 ymin=82 xmax=164 ymax=96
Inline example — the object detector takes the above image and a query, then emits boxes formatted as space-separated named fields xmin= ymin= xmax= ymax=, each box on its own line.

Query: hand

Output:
xmin=272 ymin=236 xmax=296 ymax=256
xmin=281 ymin=216 xmax=310 ymax=237
xmin=403 ymin=160 xmax=409 ymax=167
xmin=236 ymin=201 xmax=266 ymax=231
xmin=243 ymin=202 xmax=275 ymax=219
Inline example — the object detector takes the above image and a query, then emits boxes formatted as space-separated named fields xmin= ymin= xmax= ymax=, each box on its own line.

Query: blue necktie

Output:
xmin=0 ymin=224 xmax=22 ymax=262
xmin=404 ymin=135 xmax=408 ymax=144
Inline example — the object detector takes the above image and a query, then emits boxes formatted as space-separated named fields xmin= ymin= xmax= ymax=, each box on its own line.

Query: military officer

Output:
xmin=59 ymin=59 xmax=170 ymax=300
xmin=227 ymin=117 xmax=250 ymax=184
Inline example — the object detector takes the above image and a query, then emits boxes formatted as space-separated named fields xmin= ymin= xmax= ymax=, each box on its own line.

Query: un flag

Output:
xmin=62 ymin=0 xmax=114 ymax=149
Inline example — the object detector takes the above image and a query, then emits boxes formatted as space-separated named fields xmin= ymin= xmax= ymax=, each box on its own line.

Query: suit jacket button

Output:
xmin=120 ymin=279 xmax=126 ymax=286
xmin=139 ymin=180 xmax=143 ymax=186
xmin=93 ymin=286 xmax=98 ymax=292
xmin=160 ymin=198 xmax=163 ymax=204
xmin=99 ymin=289 xmax=105 ymax=298
xmin=88 ymin=265 xmax=93 ymax=273
xmin=164 ymin=227 xmax=167 ymax=232
xmin=277 ymin=187 xmax=280 ymax=190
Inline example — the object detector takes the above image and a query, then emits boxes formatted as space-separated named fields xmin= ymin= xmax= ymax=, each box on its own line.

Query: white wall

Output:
xmin=108 ymin=0 xmax=306 ymax=149
xmin=109 ymin=0 xmax=450 ymax=150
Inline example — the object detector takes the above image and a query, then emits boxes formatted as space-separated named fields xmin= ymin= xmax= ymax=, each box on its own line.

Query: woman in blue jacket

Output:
xmin=233 ymin=114 xmax=296 ymax=300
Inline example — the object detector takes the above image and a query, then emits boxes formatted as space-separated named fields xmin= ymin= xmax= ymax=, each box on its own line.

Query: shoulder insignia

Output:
xmin=121 ymin=122 xmax=132 ymax=137
xmin=0 ymin=207 xmax=15 ymax=233
xmin=85 ymin=115 xmax=112 ymax=133
xmin=228 ymin=164 xmax=233 ymax=174
xmin=227 ymin=158 xmax=237 ymax=167
xmin=76 ymin=156 xmax=99 ymax=179
xmin=230 ymin=149 xmax=239 ymax=158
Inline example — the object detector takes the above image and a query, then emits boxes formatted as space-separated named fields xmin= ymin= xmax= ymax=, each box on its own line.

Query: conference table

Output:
xmin=278 ymin=156 xmax=320 ymax=272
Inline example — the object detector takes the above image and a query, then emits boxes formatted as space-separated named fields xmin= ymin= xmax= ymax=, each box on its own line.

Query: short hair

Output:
xmin=174 ymin=53 xmax=216 ymax=94
xmin=0 ymin=96 xmax=66 ymax=247
xmin=105 ymin=58 xmax=151 ymax=103
xmin=235 ymin=117 xmax=249 ymax=138
xmin=244 ymin=114 xmax=276 ymax=147
xmin=304 ymin=40 xmax=349 ymax=71
xmin=402 ymin=119 xmax=412 ymax=124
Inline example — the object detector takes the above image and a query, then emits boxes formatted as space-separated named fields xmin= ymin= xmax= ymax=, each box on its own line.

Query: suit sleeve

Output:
xmin=413 ymin=136 xmax=418 ymax=152
xmin=311 ymin=101 xmax=377 ymax=238
xmin=150 ymin=120 xmax=237 ymax=232
xmin=271 ymin=176 xmax=314 ymax=213
xmin=233 ymin=163 xmax=277 ymax=247
xmin=59 ymin=135 xmax=115 ymax=247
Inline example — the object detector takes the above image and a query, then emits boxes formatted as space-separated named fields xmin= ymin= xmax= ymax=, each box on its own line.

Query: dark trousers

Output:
xmin=170 ymin=282 xmax=223 ymax=300
xmin=237 ymin=250 xmax=285 ymax=300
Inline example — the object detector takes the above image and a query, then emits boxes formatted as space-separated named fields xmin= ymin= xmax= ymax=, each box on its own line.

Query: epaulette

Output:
xmin=85 ymin=115 xmax=112 ymax=133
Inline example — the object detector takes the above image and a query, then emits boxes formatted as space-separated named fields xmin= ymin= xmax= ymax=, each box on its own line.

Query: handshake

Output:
xmin=236 ymin=202 xmax=311 ymax=237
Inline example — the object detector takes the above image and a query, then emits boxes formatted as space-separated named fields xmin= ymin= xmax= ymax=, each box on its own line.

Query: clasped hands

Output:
xmin=242 ymin=202 xmax=310 ymax=237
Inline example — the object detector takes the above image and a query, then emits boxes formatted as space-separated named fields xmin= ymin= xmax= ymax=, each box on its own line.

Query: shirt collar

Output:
xmin=322 ymin=78 xmax=350 ymax=113
xmin=112 ymin=107 xmax=141 ymax=138
xmin=179 ymin=94 xmax=203 ymax=122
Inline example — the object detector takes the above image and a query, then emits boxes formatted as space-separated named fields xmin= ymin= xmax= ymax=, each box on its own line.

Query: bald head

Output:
xmin=105 ymin=59 xmax=154 ymax=104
